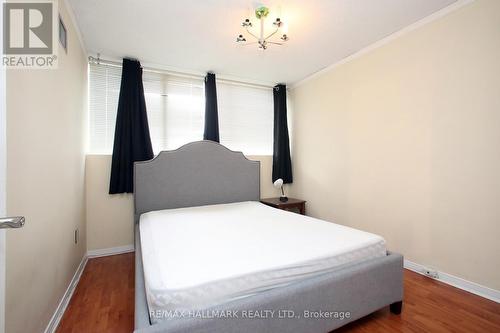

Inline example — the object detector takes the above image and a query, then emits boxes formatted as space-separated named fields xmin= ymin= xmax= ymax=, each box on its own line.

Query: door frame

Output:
xmin=0 ymin=0 xmax=7 ymax=332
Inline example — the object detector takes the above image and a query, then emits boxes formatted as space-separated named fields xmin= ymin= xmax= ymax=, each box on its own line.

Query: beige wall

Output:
xmin=5 ymin=1 xmax=88 ymax=332
xmin=86 ymin=155 xmax=277 ymax=251
xmin=290 ymin=0 xmax=500 ymax=291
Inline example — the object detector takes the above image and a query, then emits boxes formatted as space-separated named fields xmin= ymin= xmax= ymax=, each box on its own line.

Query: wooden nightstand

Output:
xmin=260 ymin=198 xmax=306 ymax=215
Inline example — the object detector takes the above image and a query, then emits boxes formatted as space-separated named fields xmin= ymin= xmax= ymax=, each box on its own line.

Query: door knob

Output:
xmin=0 ymin=216 xmax=25 ymax=229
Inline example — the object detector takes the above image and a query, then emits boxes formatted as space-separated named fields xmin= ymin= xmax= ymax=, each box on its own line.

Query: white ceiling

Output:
xmin=68 ymin=0 xmax=457 ymax=85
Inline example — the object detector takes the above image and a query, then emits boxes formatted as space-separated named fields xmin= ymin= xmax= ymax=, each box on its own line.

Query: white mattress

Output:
xmin=139 ymin=201 xmax=386 ymax=323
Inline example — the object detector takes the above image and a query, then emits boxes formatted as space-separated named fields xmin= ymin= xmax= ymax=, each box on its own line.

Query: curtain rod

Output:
xmin=88 ymin=56 xmax=276 ymax=90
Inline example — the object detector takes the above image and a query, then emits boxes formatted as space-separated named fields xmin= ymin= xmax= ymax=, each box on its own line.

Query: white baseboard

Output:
xmin=87 ymin=244 xmax=135 ymax=258
xmin=404 ymin=259 xmax=500 ymax=303
xmin=44 ymin=255 xmax=88 ymax=333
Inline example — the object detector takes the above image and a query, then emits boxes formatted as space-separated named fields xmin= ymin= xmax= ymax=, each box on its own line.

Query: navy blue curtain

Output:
xmin=109 ymin=58 xmax=154 ymax=194
xmin=203 ymin=72 xmax=220 ymax=142
xmin=272 ymin=84 xmax=293 ymax=183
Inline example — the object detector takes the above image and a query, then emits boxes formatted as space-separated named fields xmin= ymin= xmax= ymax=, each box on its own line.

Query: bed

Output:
xmin=134 ymin=141 xmax=403 ymax=333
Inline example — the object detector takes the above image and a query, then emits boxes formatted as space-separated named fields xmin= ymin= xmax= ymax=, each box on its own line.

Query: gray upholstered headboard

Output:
xmin=134 ymin=140 xmax=260 ymax=223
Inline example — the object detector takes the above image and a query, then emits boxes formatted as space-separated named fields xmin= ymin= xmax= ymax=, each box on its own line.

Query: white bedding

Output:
xmin=139 ymin=201 xmax=386 ymax=323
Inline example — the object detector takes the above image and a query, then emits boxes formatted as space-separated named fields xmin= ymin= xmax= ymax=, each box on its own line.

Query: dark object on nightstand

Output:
xmin=260 ymin=198 xmax=306 ymax=215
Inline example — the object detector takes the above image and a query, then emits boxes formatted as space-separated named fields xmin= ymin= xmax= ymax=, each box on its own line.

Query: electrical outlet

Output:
xmin=74 ymin=229 xmax=79 ymax=244
xmin=423 ymin=269 xmax=439 ymax=279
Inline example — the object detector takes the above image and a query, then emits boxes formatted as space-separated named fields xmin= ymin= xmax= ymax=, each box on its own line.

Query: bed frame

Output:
xmin=133 ymin=141 xmax=403 ymax=333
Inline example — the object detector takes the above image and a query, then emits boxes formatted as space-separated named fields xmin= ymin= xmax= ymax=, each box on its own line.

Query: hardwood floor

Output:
xmin=56 ymin=253 xmax=500 ymax=333
xmin=56 ymin=254 xmax=134 ymax=333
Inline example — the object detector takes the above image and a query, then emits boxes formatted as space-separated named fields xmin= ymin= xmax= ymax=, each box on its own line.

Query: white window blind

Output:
xmin=88 ymin=63 xmax=274 ymax=155
xmin=88 ymin=64 xmax=121 ymax=154
xmin=141 ymin=71 xmax=205 ymax=153
xmin=218 ymin=82 xmax=274 ymax=155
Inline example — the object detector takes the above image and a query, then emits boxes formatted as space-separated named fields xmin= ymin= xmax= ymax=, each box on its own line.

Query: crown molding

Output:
xmin=62 ymin=0 xmax=87 ymax=56
xmin=291 ymin=0 xmax=475 ymax=89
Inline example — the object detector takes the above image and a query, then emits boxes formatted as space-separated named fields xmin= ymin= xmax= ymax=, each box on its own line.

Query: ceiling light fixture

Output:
xmin=236 ymin=6 xmax=289 ymax=50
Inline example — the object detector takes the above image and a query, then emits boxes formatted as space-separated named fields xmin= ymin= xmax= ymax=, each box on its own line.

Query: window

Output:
xmin=141 ymin=71 xmax=204 ymax=153
xmin=88 ymin=64 xmax=204 ymax=154
xmin=88 ymin=64 xmax=121 ymax=154
xmin=88 ymin=63 xmax=274 ymax=155
xmin=218 ymin=82 xmax=273 ymax=155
